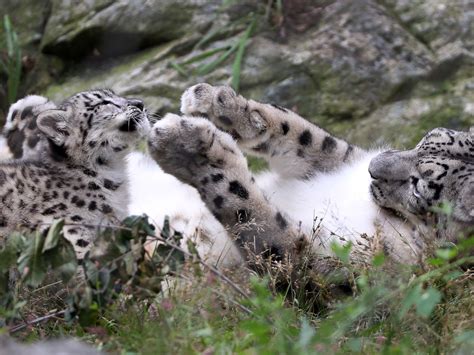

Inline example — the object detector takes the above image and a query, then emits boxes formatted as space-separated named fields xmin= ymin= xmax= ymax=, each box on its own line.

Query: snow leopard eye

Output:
xmin=100 ymin=99 xmax=122 ymax=109
xmin=410 ymin=176 xmax=423 ymax=199
xmin=413 ymin=188 xmax=422 ymax=199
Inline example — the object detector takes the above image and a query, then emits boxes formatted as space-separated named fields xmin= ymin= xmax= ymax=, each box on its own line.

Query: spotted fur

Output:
xmin=369 ymin=128 xmax=474 ymax=240
xmin=181 ymin=83 xmax=364 ymax=180
xmin=148 ymin=83 xmax=473 ymax=266
xmin=148 ymin=114 xmax=306 ymax=261
xmin=0 ymin=90 xmax=149 ymax=258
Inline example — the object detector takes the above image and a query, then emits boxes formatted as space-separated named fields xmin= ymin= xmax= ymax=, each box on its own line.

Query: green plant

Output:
xmin=1 ymin=215 xmax=472 ymax=353
xmin=170 ymin=15 xmax=256 ymax=93
xmin=168 ymin=0 xmax=289 ymax=92
xmin=0 ymin=15 xmax=22 ymax=105
xmin=0 ymin=216 xmax=188 ymax=330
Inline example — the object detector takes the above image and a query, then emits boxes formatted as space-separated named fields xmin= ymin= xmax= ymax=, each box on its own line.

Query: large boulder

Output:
xmin=41 ymin=0 xmax=221 ymax=58
xmin=382 ymin=0 xmax=473 ymax=53
xmin=0 ymin=0 xmax=51 ymax=48
xmin=7 ymin=0 xmax=472 ymax=148
xmin=347 ymin=75 xmax=474 ymax=148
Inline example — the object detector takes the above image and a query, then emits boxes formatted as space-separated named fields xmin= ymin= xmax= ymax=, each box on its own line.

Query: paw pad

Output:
xmin=180 ymin=83 xmax=215 ymax=116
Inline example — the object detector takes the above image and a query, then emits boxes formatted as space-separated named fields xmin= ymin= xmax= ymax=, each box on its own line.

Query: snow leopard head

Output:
xmin=3 ymin=89 xmax=150 ymax=167
xmin=369 ymin=127 xmax=474 ymax=241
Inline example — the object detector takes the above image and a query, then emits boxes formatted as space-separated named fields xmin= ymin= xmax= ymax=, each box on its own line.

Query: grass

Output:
xmin=0 ymin=15 xmax=22 ymax=105
xmin=169 ymin=0 xmax=287 ymax=93
xmin=15 ymin=261 xmax=473 ymax=354
xmin=1 ymin=217 xmax=472 ymax=354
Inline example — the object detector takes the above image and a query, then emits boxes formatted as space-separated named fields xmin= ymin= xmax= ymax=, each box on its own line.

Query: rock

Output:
xmin=43 ymin=36 xmax=202 ymax=114
xmin=382 ymin=0 xmax=473 ymax=53
xmin=9 ymin=0 xmax=472 ymax=148
xmin=285 ymin=0 xmax=435 ymax=120
xmin=0 ymin=335 xmax=100 ymax=355
xmin=41 ymin=0 xmax=221 ymax=58
xmin=347 ymin=71 xmax=474 ymax=148
xmin=0 ymin=0 xmax=51 ymax=48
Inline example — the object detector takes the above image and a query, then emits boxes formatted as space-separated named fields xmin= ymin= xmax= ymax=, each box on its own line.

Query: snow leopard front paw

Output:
xmin=180 ymin=83 xmax=267 ymax=143
xmin=148 ymin=113 xmax=247 ymax=187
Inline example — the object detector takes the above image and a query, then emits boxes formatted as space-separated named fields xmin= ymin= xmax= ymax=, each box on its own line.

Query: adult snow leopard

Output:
xmin=147 ymin=83 xmax=473 ymax=265
xmin=0 ymin=90 xmax=149 ymax=258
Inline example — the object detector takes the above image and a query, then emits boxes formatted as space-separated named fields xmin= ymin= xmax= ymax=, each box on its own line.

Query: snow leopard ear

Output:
xmin=37 ymin=109 xmax=70 ymax=145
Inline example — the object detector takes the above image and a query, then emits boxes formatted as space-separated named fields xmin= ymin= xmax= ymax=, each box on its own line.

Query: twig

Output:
xmin=171 ymin=272 xmax=252 ymax=315
xmin=144 ymin=233 xmax=251 ymax=301
xmin=9 ymin=309 xmax=66 ymax=334
xmin=49 ymin=220 xmax=252 ymax=301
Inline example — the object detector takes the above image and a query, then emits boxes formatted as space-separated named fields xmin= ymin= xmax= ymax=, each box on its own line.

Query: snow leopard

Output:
xmin=0 ymin=90 xmax=149 ymax=259
xmin=146 ymin=83 xmax=473 ymax=266
xmin=0 ymin=94 xmax=240 ymax=266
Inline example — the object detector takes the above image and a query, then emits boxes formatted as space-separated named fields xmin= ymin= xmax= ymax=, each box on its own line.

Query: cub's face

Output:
xmin=369 ymin=128 xmax=474 ymax=239
xmin=36 ymin=89 xmax=150 ymax=165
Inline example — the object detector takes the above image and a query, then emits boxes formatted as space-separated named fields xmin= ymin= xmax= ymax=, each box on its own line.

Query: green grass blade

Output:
xmin=4 ymin=22 xmax=21 ymax=103
xmin=194 ymin=13 xmax=254 ymax=50
xmin=1 ymin=14 xmax=22 ymax=103
xmin=194 ymin=24 xmax=230 ymax=50
xmin=181 ymin=46 xmax=231 ymax=66
xmin=4 ymin=15 xmax=14 ymax=57
xmin=196 ymin=41 xmax=239 ymax=76
xmin=231 ymin=18 xmax=256 ymax=92
xmin=169 ymin=61 xmax=189 ymax=77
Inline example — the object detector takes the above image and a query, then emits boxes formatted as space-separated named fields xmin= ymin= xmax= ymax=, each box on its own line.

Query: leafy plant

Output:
xmin=0 ymin=215 xmax=188 ymax=329
xmin=169 ymin=0 xmax=288 ymax=93
xmin=0 ymin=215 xmax=472 ymax=354
xmin=0 ymin=15 xmax=22 ymax=104
xmin=170 ymin=15 xmax=256 ymax=93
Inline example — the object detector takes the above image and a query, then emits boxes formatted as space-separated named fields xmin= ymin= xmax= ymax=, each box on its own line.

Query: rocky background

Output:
xmin=1 ymin=0 xmax=473 ymax=148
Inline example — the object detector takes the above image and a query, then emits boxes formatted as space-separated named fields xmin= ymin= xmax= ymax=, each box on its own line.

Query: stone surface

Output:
xmin=41 ymin=0 xmax=221 ymax=58
xmin=382 ymin=0 xmax=474 ymax=53
xmin=2 ymin=0 xmax=473 ymax=148
xmin=0 ymin=0 xmax=50 ymax=48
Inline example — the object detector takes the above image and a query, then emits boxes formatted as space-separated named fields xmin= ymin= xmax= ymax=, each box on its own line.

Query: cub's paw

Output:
xmin=180 ymin=83 xmax=239 ymax=118
xmin=180 ymin=83 xmax=218 ymax=117
xmin=181 ymin=83 xmax=267 ymax=143
xmin=148 ymin=114 xmax=246 ymax=186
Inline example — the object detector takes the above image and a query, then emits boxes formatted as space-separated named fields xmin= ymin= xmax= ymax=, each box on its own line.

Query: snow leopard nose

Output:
xmin=127 ymin=99 xmax=144 ymax=111
xmin=369 ymin=150 xmax=413 ymax=181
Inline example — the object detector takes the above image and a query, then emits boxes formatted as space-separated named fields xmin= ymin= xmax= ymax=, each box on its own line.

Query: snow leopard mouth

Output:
xmin=119 ymin=112 xmax=147 ymax=133
xmin=119 ymin=118 xmax=138 ymax=132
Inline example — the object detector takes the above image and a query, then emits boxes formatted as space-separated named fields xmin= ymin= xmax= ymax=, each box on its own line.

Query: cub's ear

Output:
xmin=37 ymin=109 xmax=70 ymax=145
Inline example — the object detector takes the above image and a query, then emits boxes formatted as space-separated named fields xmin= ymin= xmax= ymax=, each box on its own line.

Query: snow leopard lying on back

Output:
xmin=147 ymin=83 xmax=473 ymax=265
xmin=0 ymin=90 xmax=149 ymax=258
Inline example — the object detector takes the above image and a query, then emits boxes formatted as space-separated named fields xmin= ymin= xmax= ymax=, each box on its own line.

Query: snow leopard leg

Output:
xmin=2 ymin=95 xmax=56 ymax=160
xmin=147 ymin=114 xmax=310 ymax=263
xmin=181 ymin=83 xmax=363 ymax=179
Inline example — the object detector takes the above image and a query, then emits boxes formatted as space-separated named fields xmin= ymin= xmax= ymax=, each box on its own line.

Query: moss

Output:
xmin=43 ymin=44 xmax=169 ymax=100
xmin=404 ymin=105 xmax=471 ymax=147
xmin=247 ymin=156 xmax=268 ymax=172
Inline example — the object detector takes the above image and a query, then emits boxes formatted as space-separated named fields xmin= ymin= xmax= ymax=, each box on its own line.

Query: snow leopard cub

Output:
xmin=0 ymin=90 xmax=149 ymax=259
xmin=148 ymin=83 xmax=473 ymax=266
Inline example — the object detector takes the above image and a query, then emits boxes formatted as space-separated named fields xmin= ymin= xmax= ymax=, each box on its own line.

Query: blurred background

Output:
xmin=0 ymin=0 xmax=472 ymax=148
